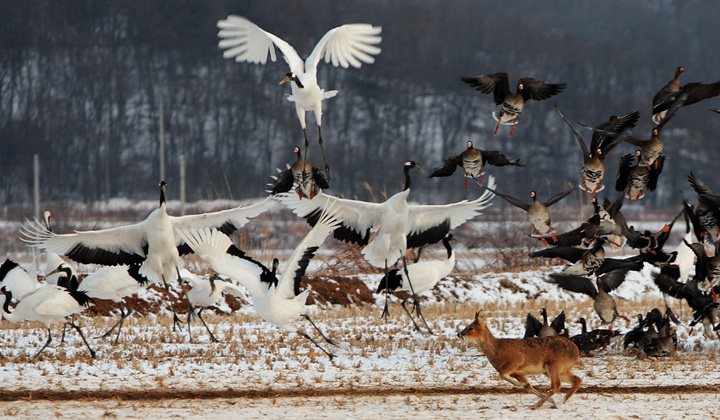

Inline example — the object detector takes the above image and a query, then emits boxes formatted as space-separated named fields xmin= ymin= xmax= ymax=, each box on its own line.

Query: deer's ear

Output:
xmin=475 ymin=311 xmax=481 ymax=321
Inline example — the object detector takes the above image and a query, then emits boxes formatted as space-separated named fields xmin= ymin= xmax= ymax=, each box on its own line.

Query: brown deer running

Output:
xmin=457 ymin=310 xmax=582 ymax=409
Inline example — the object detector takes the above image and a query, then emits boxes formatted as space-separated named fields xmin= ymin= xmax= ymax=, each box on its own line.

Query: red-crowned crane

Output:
xmin=217 ymin=15 xmax=381 ymax=175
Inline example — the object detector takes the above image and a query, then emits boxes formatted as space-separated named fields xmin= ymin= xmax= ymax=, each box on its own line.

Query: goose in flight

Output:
xmin=429 ymin=141 xmax=524 ymax=190
xmin=462 ymin=72 xmax=566 ymax=136
xmin=652 ymin=66 xmax=720 ymax=124
xmin=546 ymin=269 xmax=633 ymax=333
xmin=555 ymin=105 xmax=639 ymax=197
xmin=268 ymin=146 xmax=330 ymax=200
xmin=480 ymin=186 xmax=573 ymax=245
xmin=217 ymin=15 xmax=382 ymax=175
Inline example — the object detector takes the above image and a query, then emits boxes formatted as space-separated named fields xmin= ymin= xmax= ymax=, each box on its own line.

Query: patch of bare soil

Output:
xmin=1 ymin=385 xmax=718 ymax=402
xmin=82 ymin=275 xmax=378 ymax=317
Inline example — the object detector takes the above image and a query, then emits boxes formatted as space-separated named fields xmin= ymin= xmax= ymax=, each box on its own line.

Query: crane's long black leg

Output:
xmin=302 ymin=127 xmax=310 ymax=169
xmin=413 ymin=296 xmax=434 ymax=335
xmin=298 ymin=330 xmax=335 ymax=360
xmin=165 ymin=269 xmax=185 ymax=332
xmin=401 ymin=255 xmax=431 ymax=333
xmin=60 ymin=314 xmax=75 ymax=343
xmin=301 ymin=314 xmax=338 ymax=347
xmin=318 ymin=125 xmax=331 ymax=179
xmin=114 ymin=302 xmax=133 ymax=344
xmin=197 ymin=308 xmax=220 ymax=343
xmin=186 ymin=301 xmax=196 ymax=343
xmin=402 ymin=256 xmax=417 ymax=296
xmin=414 ymin=247 xmax=423 ymax=264
xmin=400 ymin=296 xmax=423 ymax=332
xmin=33 ymin=328 xmax=53 ymax=359
xmin=96 ymin=302 xmax=127 ymax=341
xmin=69 ymin=320 xmax=96 ymax=359
xmin=380 ymin=259 xmax=390 ymax=320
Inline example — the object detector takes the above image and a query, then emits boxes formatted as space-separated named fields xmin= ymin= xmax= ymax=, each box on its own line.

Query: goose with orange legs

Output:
xmin=429 ymin=141 xmax=524 ymax=190
xmin=462 ymin=73 xmax=566 ymax=136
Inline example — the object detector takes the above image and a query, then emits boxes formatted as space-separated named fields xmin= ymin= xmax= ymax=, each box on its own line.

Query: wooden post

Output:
xmin=159 ymin=102 xmax=165 ymax=182
xmin=180 ymin=154 xmax=186 ymax=216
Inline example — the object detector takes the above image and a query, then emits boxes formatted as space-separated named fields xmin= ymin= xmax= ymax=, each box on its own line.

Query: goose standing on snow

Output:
xmin=178 ymin=210 xmax=342 ymax=359
xmin=429 ymin=141 xmax=524 ymax=190
xmin=480 ymin=186 xmax=573 ymax=245
xmin=217 ymin=15 xmax=382 ymax=176
xmin=461 ymin=72 xmax=566 ymax=136
xmin=269 ymin=146 xmax=330 ymax=199
xmin=375 ymin=234 xmax=456 ymax=334
xmin=1 ymin=284 xmax=95 ymax=358
xmin=22 ymin=181 xmax=271 ymax=330
xmin=273 ymin=161 xmax=495 ymax=305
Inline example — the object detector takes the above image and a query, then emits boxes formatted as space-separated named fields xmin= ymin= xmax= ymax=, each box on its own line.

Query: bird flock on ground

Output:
xmin=2 ymin=16 xmax=720 ymax=362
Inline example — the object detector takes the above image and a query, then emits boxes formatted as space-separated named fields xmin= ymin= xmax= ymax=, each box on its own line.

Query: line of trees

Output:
xmin=1 ymin=0 xmax=719 ymax=210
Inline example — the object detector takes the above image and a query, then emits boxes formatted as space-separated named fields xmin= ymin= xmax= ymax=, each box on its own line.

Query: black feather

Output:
xmin=293 ymin=246 xmax=319 ymax=296
xmin=0 ymin=259 xmax=21 ymax=280
xmin=376 ymin=269 xmax=403 ymax=293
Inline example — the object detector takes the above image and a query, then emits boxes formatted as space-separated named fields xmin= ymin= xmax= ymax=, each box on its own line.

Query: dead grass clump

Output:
xmin=498 ymin=278 xmax=525 ymax=295
xmin=303 ymin=275 xmax=375 ymax=306
xmin=320 ymin=242 xmax=373 ymax=274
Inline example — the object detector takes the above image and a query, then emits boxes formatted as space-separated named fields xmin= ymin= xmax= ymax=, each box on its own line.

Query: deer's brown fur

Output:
xmin=458 ymin=310 xmax=582 ymax=409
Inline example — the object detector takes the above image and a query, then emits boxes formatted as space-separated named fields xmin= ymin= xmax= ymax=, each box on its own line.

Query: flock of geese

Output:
xmin=2 ymin=16 xmax=720 ymax=362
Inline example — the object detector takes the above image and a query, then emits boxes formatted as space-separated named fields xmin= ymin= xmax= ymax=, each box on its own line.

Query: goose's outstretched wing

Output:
xmin=546 ymin=273 xmax=598 ymax=298
xmin=555 ymin=104 xmax=590 ymax=159
xmin=518 ymin=78 xmax=567 ymax=102
xmin=544 ymin=189 xmax=574 ymax=207
xmin=429 ymin=154 xmax=463 ymax=178
xmin=480 ymin=184 xmax=530 ymax=211
xmin=461 ymin=73 xmax=510 ymax=105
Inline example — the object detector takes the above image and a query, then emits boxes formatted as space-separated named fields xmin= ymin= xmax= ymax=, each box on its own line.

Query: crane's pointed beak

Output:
xmin=45 ymin=266 xmax=62 ymax=276
xmin=279 ymin=75 xmax=292 ymax=85
xmin=413 ymin=164 xmax=428 ymax=175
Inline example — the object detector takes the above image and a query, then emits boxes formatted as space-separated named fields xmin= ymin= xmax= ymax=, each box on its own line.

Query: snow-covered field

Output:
xmin=1 ymin=237 xmax=719 ymax=419
xmin=1 ymin=198 xmax=717 ymax=418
